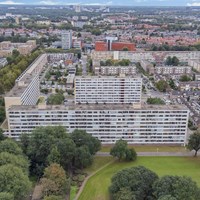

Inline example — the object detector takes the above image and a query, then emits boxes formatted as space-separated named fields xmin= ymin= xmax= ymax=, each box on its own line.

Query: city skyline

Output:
xmin=0 ymin=0 xmax=200 ymax=6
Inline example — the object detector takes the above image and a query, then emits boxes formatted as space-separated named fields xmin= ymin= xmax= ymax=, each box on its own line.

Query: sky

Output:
xmin=0 ymin=0 xmax=200 ymax=6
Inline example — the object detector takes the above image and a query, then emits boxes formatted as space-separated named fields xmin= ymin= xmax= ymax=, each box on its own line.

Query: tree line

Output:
xmin=0 ymin=126 xmax=101 ymax=200
xmin=110 ymin=166 xmax=200 ymax=200
xmin=0 ymin=48 xmax=42 ymax=94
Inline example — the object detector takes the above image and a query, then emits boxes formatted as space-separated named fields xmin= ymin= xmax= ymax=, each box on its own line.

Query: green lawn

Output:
xmin=83 ymin=156 xmax=114 ymax=175
xmin=100 ymin=145 xmax=187 ymax=153
xmin=78 ymin=156 xmax=200 ymax=200
xmin=70 ymin=186 xmax=78 ymax=200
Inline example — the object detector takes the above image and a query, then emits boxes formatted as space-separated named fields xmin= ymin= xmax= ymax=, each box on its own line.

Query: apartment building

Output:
xmin=4 ymin=54 xmax=48 ymax=113
xmin=0 ymin=40 xmax=36 ymax=56
xmin=7 ymin=104 xmax=189 ymax=144
xmin=47 ymin=53 xmax=74 ymax=64
xmin=94 ymin=65 xmax=136 ymax=75
xmin=61 ymin=31 xmax=72 ymax=50
xmin=92 ymin=51 xmax=200 ymax=63
xmin=75 ymin=76 xmax=142 ymax=106
xmin=155 ymin=65 xmax=192 ymax=75
xmin=188 ymin=60 xmax=200 ymax=72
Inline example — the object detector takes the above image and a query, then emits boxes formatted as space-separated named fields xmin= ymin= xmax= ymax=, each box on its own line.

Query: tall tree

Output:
xmin=0 ymin=152 xmax=29 ymax=175
xmin=187 ymin=130 xmax=200 ymax=157
xmin=0 ymin=139 xmax=23 ymax=155
xmin=40 ymin=163 xmax=69 ymax=197
xmin=0 ymin=192 xmax=14 ymax=200
xmin=0 ymin=164 xmax=31 ymax=200
xmin=109 ymin=166 xmax=158 ymax=200
xmin=153 ymin=175 xmax=200 ymax=200
xmin=110 ymin=139 xmax=128 ymax=161
xmin=71 ymin=129 xmax=101 ymax=155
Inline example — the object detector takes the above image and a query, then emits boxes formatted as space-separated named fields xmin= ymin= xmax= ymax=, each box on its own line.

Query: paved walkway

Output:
xmin=97 ymin=151 xmax=195 ymax=157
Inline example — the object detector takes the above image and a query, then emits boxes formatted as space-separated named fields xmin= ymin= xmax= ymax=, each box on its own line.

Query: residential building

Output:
xmin=6 ymin=104 xmax=189 ymax=144
xmin=155 ymin=65 xmax=192 ymax=75
xmin=4 ymin=54 xmax=48 ymax=114
xmin=95 ymin=41 xmax=136 ymax=51
xmin=94 ymin=65 xmax=136 ymax=76
xmin=61 ymin=31 xmax=72 ymax=50
xmin=75 ymin=76 xmax=142 ymax=106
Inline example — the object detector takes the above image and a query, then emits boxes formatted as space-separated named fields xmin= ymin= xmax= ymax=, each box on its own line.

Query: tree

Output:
xmin=110 ymin=139 xmax=137 ymax=161
xmin=74 ymin=146 xmax=93 ymax=169
xmin=40 ymin=163 xmax=69 ymax=197
xmin=19 ymin=133 xmax=30 ymax=155
xmin=147 ymin=97 xmax=165 ymax=105
xmin=153 ymin=175 xmax=200 ymax=200
xmin=122 ymin=47 xmax=129 ymax=51
xmin=47 ymin=93 xmax=64 ymax=105
xmin=0 ymin=192 xmax=14 ymax=200
xmin=187 ymin=130 xmax=200 ymax=157
xmin=125 ymin=148 xmax=137 ymax=161
xmin=71 ymin=129 xmax=101 ymax=155
xmin=158 ymin=195 xmax=177 ymax=200
xmin=0 ymin=152 xmax=29 ymax=175
xmin=110 ymin=139 xmax=128 ymax=161
xmin=47 ymin=146 xmax=61 ymax=165
xmin=109 ymin=166 xmax=158 ymax=200
xmin=0 ymin=128 xmax=5 ymax=141
xmin=77 ymin=32 xmax=81 ymax=38
xmin=26 ymin=126 xmax=72 ymax=176
xmin=179 ymin=75 xmax=191 ymax=82
xmin=171 ymin=56 xmax=179 ymax=66
xmin=113 ymin=188 xmax=136 ymax=200
xmin=156 ymin=80 xmax=168 ymax=92
xmin=0 ymin=164 xmax=31 ymax=200
xmin=0 ymin=139 xmax=23 ymax=155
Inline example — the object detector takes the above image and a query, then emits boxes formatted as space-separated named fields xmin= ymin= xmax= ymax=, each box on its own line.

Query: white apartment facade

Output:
xmin=7 ymin=104 xmax=189 ymax=144
xmin=75 ymin=76 xmax=142 ymax=105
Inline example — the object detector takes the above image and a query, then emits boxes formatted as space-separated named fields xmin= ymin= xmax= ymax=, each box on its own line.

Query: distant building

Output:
xmin=95 ymin=41 xmax=108 ymax=51
xmin=95 ymin=65 xmax=136 ymax=76
xmin=95 ymin=41 xmax=136 ymax=51
xmin=61 ymin=31 xmax=72 ymax=50
xmin=155 ymin=65 xmax=191 ymax=75
xmin=111 ymin=42 xmax=135 ymax=51
xmin=74 ymin=5 xmax=81 ymax=13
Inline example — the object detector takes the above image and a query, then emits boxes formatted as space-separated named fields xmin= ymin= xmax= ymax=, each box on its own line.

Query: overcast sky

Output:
xmin=0 ymin=0 xmax=200 ymax=6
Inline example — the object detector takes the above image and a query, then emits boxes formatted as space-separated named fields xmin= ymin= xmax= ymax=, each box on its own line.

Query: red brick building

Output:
xmin=95 ymin=41 xmax=135 ymax=51
xmin=95 ymin=41 xmax=108 ymax=51
xmin=111 ymin=42 xmax=135 ymax=51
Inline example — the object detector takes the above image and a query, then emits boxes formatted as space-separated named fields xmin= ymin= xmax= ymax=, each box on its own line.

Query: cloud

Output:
xmin=39 ymin=0 xmax=59 ymax=5
xmin=187 ymin=2 xmax=200 ymax=6
xmin=0 ymin=0 xmax=24 ymax=4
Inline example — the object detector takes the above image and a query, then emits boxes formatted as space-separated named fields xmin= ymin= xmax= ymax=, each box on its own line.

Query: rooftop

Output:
xmin=9 ymin=103 xmax=188 ymax=111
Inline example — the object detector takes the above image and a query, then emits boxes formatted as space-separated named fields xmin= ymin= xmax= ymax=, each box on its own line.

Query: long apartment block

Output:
xmin=7 ymin=104 xmax=189 ymax=144
xmin=4 ymin=54 xmax=48 ymax=112
xmin=75 ymin=76 xmax=142 ymax=106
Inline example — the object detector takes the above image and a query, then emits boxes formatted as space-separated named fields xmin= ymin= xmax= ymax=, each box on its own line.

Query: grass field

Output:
xmin=70 ymin=186 xmax=78 ymax=200
xmin=83 ymin=156 xmax=114 ymax=175
xmin=100 ymin=145 xmax=187 ymax=153
xmin=78 ymin=156 xmax=200 ymax=200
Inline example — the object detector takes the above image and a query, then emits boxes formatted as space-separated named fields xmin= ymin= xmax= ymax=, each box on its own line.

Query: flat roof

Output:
xmin=8 ymin=103 xmax=188 ymax=112
xmin=5 ymin=73 xmax=36 ymax=97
